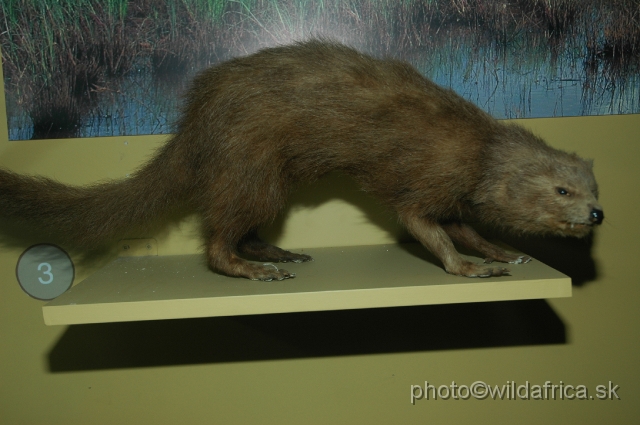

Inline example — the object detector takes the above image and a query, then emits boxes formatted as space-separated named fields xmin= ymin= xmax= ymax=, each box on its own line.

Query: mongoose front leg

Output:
xmin=441 ymin=222 xmax=531 ymax=265
xmin=403 ymin=215 xmax=509 ymax=277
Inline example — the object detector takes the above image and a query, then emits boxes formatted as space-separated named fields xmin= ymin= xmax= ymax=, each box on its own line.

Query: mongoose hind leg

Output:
xmin=442 ymin=222 xmax=532 ymax=265
xmin=206 ymin=236 xmax=296 ymax=281
xmin=403 ymin=215 xmax=510 ymax=278
xmin=238 ymin=230 xmax=313 ymax=263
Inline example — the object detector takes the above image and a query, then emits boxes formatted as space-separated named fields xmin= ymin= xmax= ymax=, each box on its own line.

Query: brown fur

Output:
xmin=0 ymin=40 xmax=603 ymax=280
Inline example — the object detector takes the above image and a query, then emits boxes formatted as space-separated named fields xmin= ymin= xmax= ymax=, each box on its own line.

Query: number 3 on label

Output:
xmin=38 ymin=262 xmax=54 ymax=284
xmin=17 ymin=244 xmax=74 ymax=300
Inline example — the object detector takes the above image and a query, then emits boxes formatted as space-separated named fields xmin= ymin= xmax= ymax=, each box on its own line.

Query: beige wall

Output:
xmin=0 ymin=65 xmax=638 ymax=423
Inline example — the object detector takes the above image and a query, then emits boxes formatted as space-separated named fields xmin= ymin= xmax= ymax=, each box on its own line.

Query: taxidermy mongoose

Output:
xmin=0 ymin=40 xmax=604 ymax=281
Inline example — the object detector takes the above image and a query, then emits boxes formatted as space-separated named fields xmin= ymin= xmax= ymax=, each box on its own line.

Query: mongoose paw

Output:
xmin=248 ymin=263 xmax=296 ymax=281
xmin=279 ymin=252 xmax=313 ymax=263
xmin=449 ymin=262 xmax=511 ymax=278
xmin=472 ymin=267 xmax=510 ymax=278
xmin=483 ymin=254 xmax=532 ymax=265
xmin=238 ymin=241 xmax=313 ymax=264
xmin=509 ymin=255 xmax=532 ymax=264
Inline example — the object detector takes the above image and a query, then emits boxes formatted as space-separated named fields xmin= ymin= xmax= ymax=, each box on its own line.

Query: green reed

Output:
xmin=1 ymin=0 xmax=638 ymax=138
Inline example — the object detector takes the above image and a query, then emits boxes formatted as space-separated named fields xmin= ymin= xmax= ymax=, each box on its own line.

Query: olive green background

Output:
xmin=0 ymin=60 xmax=639 ymax=423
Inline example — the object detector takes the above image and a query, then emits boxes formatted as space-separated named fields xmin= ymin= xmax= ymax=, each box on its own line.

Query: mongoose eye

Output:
xmin=556 ymin=187 xmax=570 ymax=196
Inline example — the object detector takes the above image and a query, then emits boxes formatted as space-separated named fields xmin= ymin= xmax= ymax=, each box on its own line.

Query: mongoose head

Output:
xmin=512 ymin=155 xmax=603 ymax=237
xmin=481 ymin=127 xmax=603 ymax=238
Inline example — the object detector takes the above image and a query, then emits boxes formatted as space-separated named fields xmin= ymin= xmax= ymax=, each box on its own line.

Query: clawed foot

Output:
xmin=208 ymin=234 xmax=312 ymax=280
xmin=277 ymin=252 xmax=313 ymax=263
xmin=467 ymin=266 xmax=510 ymax=278
xmin=238 ymin=238 xmax=313 ymax=264
xmin=484 ymin=254 xmax=532 ymax=265
xmin=248 ymin=263 xmax=296 ymax=281
xmin=447 ymin=261 xmax=511 ymax=278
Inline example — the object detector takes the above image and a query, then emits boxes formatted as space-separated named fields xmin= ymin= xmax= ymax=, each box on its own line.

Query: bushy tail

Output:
xmin=0 ymin=143 xmax=189 ymax=248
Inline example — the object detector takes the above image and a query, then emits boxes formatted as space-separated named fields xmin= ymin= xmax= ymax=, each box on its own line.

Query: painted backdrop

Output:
xmin=1 ymin=0 xmax=639 ymax=140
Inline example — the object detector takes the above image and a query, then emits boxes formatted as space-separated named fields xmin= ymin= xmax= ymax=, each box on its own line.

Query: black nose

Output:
xmin=590 ymin=208 xmax=604 ymax=225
